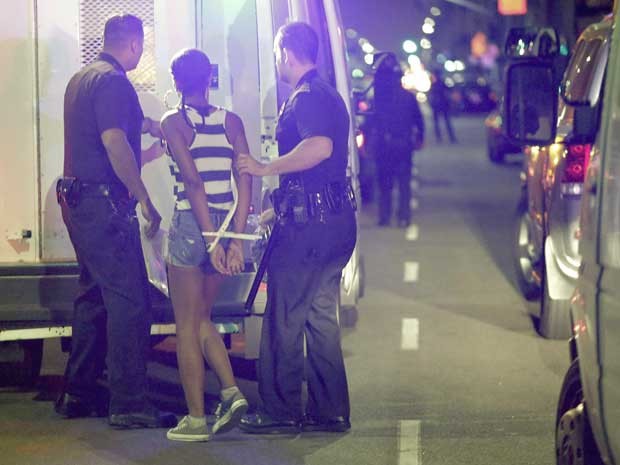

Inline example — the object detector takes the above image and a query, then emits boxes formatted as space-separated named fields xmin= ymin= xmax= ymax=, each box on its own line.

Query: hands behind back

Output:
xmin=226 ymin=241 xmax=244 ymax=275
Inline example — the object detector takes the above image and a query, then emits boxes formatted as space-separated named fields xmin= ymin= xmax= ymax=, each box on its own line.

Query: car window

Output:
xmin=563 ymin=38 xmax=608 ymax=105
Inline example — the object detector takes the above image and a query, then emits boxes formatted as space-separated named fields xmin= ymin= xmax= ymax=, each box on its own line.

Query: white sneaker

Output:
xmin=212 ymin=390 xmax=249 ymax=435
xmin=166 ymin=415 xmax=210 ymax=442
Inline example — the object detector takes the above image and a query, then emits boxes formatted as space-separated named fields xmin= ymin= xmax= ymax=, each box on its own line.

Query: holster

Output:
xmin=271 ymin=179 xmax=309 ymax=225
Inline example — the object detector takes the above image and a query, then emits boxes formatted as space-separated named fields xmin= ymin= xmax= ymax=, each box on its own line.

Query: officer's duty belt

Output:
xmin=78 ymin=181 xmax=128 ymax=199
xmin=273 ymin=181 xmax=356 ymax=224
xmin=56 ymin=177 xmax=129 ymax=207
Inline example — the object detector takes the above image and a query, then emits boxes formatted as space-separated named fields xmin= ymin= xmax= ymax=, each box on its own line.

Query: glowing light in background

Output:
xmin=420 ymin=38 xmax=432 ymax=49
xmin=422 ymin=23 xmax=435 ymax=34
xmin=361 ymin=42 xmax=375 ymax=54
xmin=430 ymin=6 xmax=441 ymax=16
xmin=352 ymin=68 xmax=364 ymax=79
xmin=402 ymin=39 xmax=418 ymax=54
xmin=408 ymin=54 xmax=421 ymax=68
xmin=364 ymin=53 xmax=374 ymax=65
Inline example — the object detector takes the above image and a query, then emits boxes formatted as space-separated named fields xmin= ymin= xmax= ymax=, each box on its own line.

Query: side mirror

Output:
xmin=504 ymin=61 xmax=557 ymax=145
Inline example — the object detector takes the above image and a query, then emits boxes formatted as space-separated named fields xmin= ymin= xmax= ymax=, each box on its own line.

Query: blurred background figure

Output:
xmin=371 ymin=52 xmax=424 ymax=228
xmin=428 ymin=69 xmax=457 ymax=144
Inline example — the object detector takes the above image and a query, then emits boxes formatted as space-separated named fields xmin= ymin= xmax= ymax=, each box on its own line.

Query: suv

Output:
xmin=512 ymin=17 xmax=612 ymax=339
xmin=505 ymin=11 xmax=618 ymax=464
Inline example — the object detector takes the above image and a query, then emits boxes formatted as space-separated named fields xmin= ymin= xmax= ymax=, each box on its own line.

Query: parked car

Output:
xmin=484 ymin=101 xmax=522 ymax=163
xmin=506 ymin=9 xmax=618 ymax=464
xmin=448 ymin=70 xmax=498 ymax=114
xmin=511 ymin=17 xmax=612 ymax=339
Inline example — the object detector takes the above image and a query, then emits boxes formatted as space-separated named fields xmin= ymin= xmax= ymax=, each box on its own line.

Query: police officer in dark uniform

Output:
xmin=237 ymin=21 xmax=356 ymax=434
xmin=55 ymin=14 xmax=176 ymax=429
xmin=372 ymin=52 xmax=425 ymax=228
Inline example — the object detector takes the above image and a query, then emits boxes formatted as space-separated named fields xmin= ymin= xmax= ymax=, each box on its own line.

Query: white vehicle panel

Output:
xmin=0 ymin=2 xmax=39 ymax=263
xmin=597 ymin=19 xmax=620 ymax=458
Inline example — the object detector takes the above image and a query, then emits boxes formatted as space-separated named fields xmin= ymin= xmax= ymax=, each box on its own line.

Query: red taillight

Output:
xmin=562 ymin=144 xmax=592 ymax=183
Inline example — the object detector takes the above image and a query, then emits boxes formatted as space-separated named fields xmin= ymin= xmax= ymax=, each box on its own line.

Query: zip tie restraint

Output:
xmin=202 ymin=166 xmax=260 ymax=253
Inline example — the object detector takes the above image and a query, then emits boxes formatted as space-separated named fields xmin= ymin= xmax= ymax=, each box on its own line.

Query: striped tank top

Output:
xmin=168 ymin=105 xmax=234 ymax=212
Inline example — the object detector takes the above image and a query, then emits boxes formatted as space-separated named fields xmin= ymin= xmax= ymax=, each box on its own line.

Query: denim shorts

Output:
xmin=167 ymin=209 xmax=231 ymax=274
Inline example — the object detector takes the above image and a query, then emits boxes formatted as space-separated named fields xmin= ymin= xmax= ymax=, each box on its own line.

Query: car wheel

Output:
xmin=538 ymin=263 xmax=572 ymax=339
xmin=555 ymin=360 xmax=604 ymax=465
xmin=513 ymin=193 xmax=542 ymax=300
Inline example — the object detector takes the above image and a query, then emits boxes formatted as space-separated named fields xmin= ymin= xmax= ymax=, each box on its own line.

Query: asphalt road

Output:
xmin=0 ymin=115 xmax=569 ymax=465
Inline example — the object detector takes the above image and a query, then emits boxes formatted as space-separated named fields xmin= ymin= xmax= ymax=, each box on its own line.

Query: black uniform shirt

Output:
xmin=63 ymin=52 xmax=143 ymax=192
xmin=276 ymin=69 xmax=349 ymax=192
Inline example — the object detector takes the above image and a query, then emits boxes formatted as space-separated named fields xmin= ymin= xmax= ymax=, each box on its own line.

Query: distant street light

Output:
xmin=422 ymin=23 xmax=435 ymax=34
xmin=430 ymin=6 xmax=441 ymax=16
xmin=420 ymin=38 xmax=432 ymax=49
xmin=403 ymin=39 xmax=418 ymax=54
xmin=364 ymin=53 xmax=374 ymax=65
xmin=362 ymin=42 xmax=375 ymax=53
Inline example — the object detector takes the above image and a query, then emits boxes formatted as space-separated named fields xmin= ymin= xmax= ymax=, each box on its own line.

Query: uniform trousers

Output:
xmin=258 ymin=207 xmax=357 ymax=420
xmin=376 ymin=147 xmax=413 ymax=224
xmin=61 ymin=195 xmax=151 ymax=414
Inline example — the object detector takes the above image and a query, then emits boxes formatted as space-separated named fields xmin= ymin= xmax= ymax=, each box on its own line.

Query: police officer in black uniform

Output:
xmin=55 ymin=14 xmax=176 ymax=429
xmin=237 ymin=21 xmax=356 ymax=434
xmin=372 ymin=53 xmax=425 ymax=228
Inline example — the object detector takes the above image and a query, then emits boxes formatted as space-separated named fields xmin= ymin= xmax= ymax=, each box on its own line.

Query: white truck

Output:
xmin=0 ymin=0 xmax=363 ymax=386
xmin=504 ymin=2 xmax=619 ymax=462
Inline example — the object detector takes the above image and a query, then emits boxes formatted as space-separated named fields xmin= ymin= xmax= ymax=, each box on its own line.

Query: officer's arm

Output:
xmin=264 ymin=90 xmax=334 ymax=175
xmin=160 ymin=113 xmax=216 ymax=235
xmin=101 ymin=129 xmax=150 ymax=203
xmin=95 ymin=76 xmax=150 ymax=203
xmin=225 ymin=112 xmax=252 ymax=238
xmin=262 ymin=136 xmax=333 ymax=176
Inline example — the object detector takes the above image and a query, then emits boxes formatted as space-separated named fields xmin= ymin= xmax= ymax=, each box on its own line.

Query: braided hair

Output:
xmin=169 ymin=48 xmax=212 ymax=125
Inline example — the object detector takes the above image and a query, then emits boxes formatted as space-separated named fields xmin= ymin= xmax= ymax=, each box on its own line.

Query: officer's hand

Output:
xmin=209 ymin=243 xmax=230 ymax=275
xmin=226 ymin=241 xmax=244 ymax=275
xmin=143 ymin=117 xmax=164 ymax=139
xmin=148 ymin=121 xmax=163 ymax=139
xmin=237 ymin=153 xmax=268 ymax=177
xmin=140 ymin=198 xmax=161 ymax=239
xmin=259 ymin=208 xmax=276 ymax=227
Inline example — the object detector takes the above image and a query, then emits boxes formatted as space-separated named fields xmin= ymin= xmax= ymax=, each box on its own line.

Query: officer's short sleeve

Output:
xmin=293 ymin=91 xmax=332 ymax=139
xmin=93 ymin=75 xmax=131 ymax=134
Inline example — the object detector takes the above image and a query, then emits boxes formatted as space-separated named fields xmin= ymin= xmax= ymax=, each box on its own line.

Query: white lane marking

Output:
xmin=398 ymin=420 xmax=421 ymax=465
xmin=411 ymin=180 xmax=420 ymax=190
xmin=404 ymin=262 xmax=419 ymax=283
xmin=401 ymin=318 xmax=419 ymax=351
xmin=406 ymin=224 xmax=419 ymax=241
xmin=410 ymin=198 xmax=419 ymax=210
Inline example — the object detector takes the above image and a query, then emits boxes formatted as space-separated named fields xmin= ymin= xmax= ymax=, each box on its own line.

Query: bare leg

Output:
xmin=168 ymin=264 xmax=207 ymax=418
xmin=199 ymin=273 xmax=236 ymax=389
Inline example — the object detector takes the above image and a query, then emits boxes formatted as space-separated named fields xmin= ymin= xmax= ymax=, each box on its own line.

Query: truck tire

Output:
xmin=556 ymin=359 xmax=604 ymax=465
xmin=0 ymin=340 xmax=44 ymax=388
xmin=538 ymin=267 xmax=572 ymax=339
xmin=513 ymin=192 xmax=542 ymax=300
